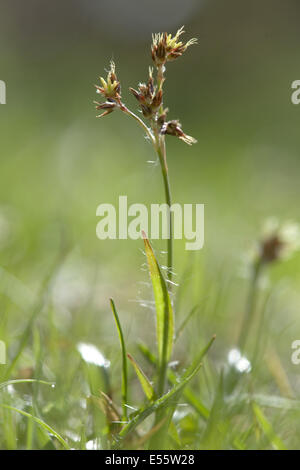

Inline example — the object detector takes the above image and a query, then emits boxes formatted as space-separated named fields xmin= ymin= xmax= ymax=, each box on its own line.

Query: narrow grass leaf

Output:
xmin=110 ymin=298 xmax=128 ymax=420
xmin=127 ymin=353 xmax=155 ymax=401
xmin=175 ymin=305 xmax=199 ymax=342
xmin=227 ymin=393 xmax=300 ymax=411
xmin=182 ymin=335 xmax=216 ymax=379
xmin=142 ymin=232 xmax=174 ymax=366
xmin=0 ymin=379 xmax=54 ymax=391
xmin=4 ymin=251 xmax=68 ymax=380
xmin=252 ymin=402 xmax=287 ymax=450
xmin=0 ymin=404 xmax=70 ymax=450
xmin=138 ymin=342 xmax=210 ymax=420
xmin=113 ymin=360 xmax=203 ymax=448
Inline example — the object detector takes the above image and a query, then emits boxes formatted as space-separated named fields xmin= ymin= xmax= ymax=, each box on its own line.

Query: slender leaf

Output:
xmin=0 ymin=404 xmax=70 ymax=450
xmin=227 ymin=393 xmax=300 ymax=411
xmin=0 ymin=379 xmax=54 ymax=391
xmin=112 ymin=360 xmax=203 ymax=448
xmin=110 ymin=298 xmax=128 ymax=420
xmin=137 ymin=336 xmax=216 ymax=421
xmin=252 ymin=402 xmax=287 ymax=450
xmin=127 ymin=353 xmax=155 ymax=401
xmin=182 ymin=335 xmax=216 ymax=380
xmin=175 ymin=305 xmax=199 ymax=342
xmin=4 ymin=251 xmax=68 ymax=380
xmin=142 ymin=232 xmax=174 ymax=395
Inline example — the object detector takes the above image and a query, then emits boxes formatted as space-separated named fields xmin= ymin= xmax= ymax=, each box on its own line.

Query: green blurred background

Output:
xmin=1 ymin=0 xmax=300 ymax=446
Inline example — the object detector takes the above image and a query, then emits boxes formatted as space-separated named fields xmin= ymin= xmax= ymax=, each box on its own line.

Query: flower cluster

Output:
xmin=94 ymin=61 xmax=121 ymax=117
xmin=94 ymin=27 xmax=197 ymax=145
xmin=151 ymin=26 xmax=197 ymax=66
xmin=129 ymin=68 xmax=162 ymax=118
xmin=161 ymin=119 xmax=197 ymax=145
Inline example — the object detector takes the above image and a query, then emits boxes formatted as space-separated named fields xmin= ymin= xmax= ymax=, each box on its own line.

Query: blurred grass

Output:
xmin=0 ymin=0 xmax=300 ymax=450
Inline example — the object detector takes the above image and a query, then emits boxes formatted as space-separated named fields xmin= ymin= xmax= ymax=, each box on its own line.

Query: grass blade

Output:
xmin=127 ymin=353 xmax=155 ymax=401
xmin=252 ymin=402 xmax=287 ymax=450
xmin=182 ymin=334 xmax=216 ymax=379
xmin=113 ymin=360 xmax=203 ymax=448
xmin=142 ymin=232 xmax=174 ymax=395
xmin=4 ymin=250 xmax=68 ymax=380
xmin=0 ymin=379 xmax=54 ymax=391
xmin=175 ymin=305 xmax=199 ymax=342
xmin=138 ymin=337 xmax=216 ymax=421
xmin=0 ymin=404 xmax=70 ymax=450
xmin=110 ymin=298 xmax=128 ymax=421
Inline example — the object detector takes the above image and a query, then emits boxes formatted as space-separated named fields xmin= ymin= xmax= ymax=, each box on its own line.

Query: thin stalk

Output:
xmin=121 ymin=101 xmax=173 ymax=285
xmin=120 ymin=66 xmax=174 ymax=399
xmin=154 ymin=132 xmax=173 ymax=286
xmin=119 ymin=103 xmax=155 ymax=145
xmin=147 ymin=65 xmax=174 ymax=444
xmin=238 ymin=260 xmax=262 ymax=353
xmin=155 ymin=135 xmax=173 ymax=398
xmin=152 ymin=64 xmax=173 ymax=285
xmin=175 ymin=305 xmax=199 ymax=343
xmin=110 ymin=298 xmax=128 ymax=421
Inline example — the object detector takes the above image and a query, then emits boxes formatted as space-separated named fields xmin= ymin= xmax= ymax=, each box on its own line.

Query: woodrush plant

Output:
xmin=94 ymin=27 xmax=214 ymax=449
xmin=0 ymin=29 xmax=299 ymax=452
xmin=94 ymin=26 xmax=197 ymax=286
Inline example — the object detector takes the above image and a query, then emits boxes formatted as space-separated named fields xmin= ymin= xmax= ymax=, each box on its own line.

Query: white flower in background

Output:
xmin=227 ymin=348 xmax=251 ymax=373
xmin=276 ymin=220 xmax=300 ymax=260
xmin=86 ymin=439 xmax=100 ymax=450
xmin=77 ymin=342 xmax=110 ymax=368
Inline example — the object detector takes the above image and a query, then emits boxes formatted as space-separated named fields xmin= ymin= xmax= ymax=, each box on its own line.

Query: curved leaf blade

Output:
xmin=142 ymin=232 xmax=174 ymax=365
xmin=0 ymin=404 xmax=70 ymax=450
xmin=110 ymin=298 xmax=128 ymax=420
xmin=127 ymin=353 xmax=155 ymax=401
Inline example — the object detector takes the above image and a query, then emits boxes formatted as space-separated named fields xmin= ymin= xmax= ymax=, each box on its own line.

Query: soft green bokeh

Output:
xmin=0 ymin=0 xmax=300 ymax=450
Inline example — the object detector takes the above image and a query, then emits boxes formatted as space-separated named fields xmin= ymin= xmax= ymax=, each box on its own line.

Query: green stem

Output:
xmin=238 ymin=260 xmax=262 ymax=353
xmin=154 ymin=132 xmax=173 ymax=399
xmin=120 ymin=69 xmax=173 ymax=400
xmin=120 ymin=103 xmax=155 ymax=145
xmin=155 ymin=65 xmax=173 ymax=284
xmin=155 ymin=133 xmax=173 ymax=286
xmin=149 ymin=135 xmax=173 ymax=449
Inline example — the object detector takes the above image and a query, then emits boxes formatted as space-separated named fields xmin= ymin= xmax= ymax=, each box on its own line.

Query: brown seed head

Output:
xmin=161 ymin=119 xmax=197 ymax=145
xmin=129 ymin=68 xmax=163 ymax=119
xmin=260 ymin=235 xmax=284 ymax=264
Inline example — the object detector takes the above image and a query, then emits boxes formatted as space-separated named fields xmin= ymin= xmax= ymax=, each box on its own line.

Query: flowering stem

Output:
xmin=153 ymin=65 xmax=173 ymax=287
xmin=156 ymin=135 xmax=173 ymax=287
xmin=238 ymin=259 xmax=262 ymax=353
xmin=119 ymin=103 xmax=155 ymax=145
xmin=149 ymin=131 xmax=173 ymax=451
xmin=120 ymin=103 xmax=173 ymax=287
